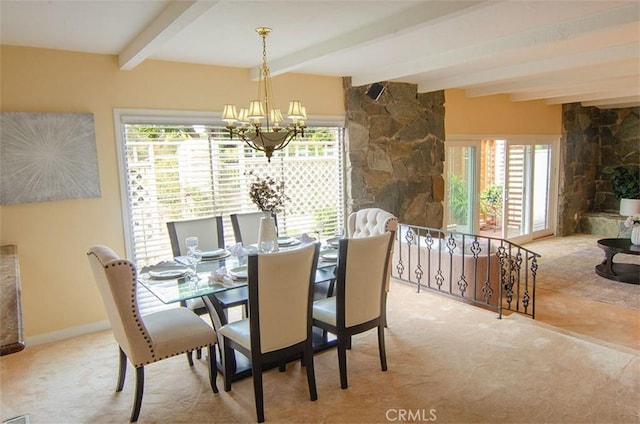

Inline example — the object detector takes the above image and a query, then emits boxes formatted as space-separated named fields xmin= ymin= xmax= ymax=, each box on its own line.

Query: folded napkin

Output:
xmin=298 ymin=233 xmax=316 ymax=243
xmin=208 ymin=267 xmax=235 ymax=287
xmin=228 ymin=242 xmax=250 ymax=257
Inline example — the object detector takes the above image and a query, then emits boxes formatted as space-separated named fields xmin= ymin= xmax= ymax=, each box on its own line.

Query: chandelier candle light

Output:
xmin=222 ymin=27 xmax=307 ymax=162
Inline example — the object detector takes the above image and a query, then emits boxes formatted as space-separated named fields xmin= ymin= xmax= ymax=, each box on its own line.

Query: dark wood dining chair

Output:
xmin=166 ymin=215 xmax=248 ymax=318
xmin=167 ymin=215 xmax=225 ymax=257
xmin=87 ymin=245 xmax=218 ymax=422
xmin=216 ymin=242 xmax=320 ymax=423
xmin=312 ymin=232 xmax=394 ymax=389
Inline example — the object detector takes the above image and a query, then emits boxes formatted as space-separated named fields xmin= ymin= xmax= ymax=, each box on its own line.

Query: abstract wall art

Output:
xmin=0 ymin=112 xmax=101 ymax=205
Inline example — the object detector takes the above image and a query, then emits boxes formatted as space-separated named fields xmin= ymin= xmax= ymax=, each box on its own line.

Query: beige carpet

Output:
xmin=1 ymin=281 xmax=639 ymax=424
xmin=535 ymin=245 xmax=640 ymax=310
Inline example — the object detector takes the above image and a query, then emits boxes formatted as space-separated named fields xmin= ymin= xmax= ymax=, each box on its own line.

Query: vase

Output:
xmin=631 ymin=226 xmax=640 ymax=246
xmin=257 ymin=211 xmax=279 ymax=253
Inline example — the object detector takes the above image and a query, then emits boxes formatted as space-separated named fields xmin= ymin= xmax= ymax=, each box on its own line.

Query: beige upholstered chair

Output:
xmin=230 ymin=211 xmax=277 ymax=246
xmin=312 ymin=232 xmax=394 ymax=389
xmin=216 ymin=242 xmax=320 ymax=423
xmin=346 ymin=208 xmax=398 ymax=326
xmin=87 ymin=245 xmax=218 ymax=422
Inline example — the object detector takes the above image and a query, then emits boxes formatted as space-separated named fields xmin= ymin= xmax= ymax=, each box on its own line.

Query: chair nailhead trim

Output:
xmin=101 ymin=256 xmax=218 ymax=367
xmin=137 ymin=343 xmax=214 ymax=366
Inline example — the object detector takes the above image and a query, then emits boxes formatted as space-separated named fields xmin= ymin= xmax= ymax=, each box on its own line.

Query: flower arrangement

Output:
xmin=624 ymin=214 xmax=640 ymax=228
xmin=247 ymin=171 xmax=289 ymax=213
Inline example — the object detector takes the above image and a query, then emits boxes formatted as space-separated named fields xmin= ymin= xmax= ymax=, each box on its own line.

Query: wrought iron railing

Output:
xmin=391 ymin=223 xmax=540 ymax=318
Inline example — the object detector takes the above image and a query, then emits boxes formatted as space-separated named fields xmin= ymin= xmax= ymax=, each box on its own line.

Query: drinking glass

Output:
xmin=185 ymin=236 xmax=199 ymax=252
xmin=259 ymin=240 xmax=275 ymax=253
xmin=186 ymin=249 xmax=203 ymax=282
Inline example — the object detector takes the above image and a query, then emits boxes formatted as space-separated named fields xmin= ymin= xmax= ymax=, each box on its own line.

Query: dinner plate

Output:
xmin=201 ymin=248 xmax=230 ymax=260
xmin=229 ymin=265 xmax=248 ymax=280
xmin=320 ymin=250 xmax=338 ymax=261
xmin=149 ymin=266 xmax=190 ymax=280
xmin=326 ymin=237 xmax=341 ymax=248
xmin=278 ymin=237 xmax=300 ymax=247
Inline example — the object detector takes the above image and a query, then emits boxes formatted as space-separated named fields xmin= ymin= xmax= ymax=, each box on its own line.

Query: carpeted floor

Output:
xmin=1 ymin=274 xmax=639 ymax=424
xmin=536 ymin=245 xmax=640 ymax=310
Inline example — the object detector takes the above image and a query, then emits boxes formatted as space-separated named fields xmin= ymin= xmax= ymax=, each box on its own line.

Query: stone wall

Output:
xmin=559 ymin=104 xmax=639 ymax=236
xmin=343 ymin=78 xmax=445 ymax=227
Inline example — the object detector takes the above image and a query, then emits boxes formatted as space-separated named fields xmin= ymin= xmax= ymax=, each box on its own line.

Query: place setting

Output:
xmin=200 ymin=248 xmax=231 ymax=261
xmin=206 ymin=266 xmax=247 ymax=289
xmin=277 ymin=236 xmax=301 ymax=248
xmin=145 ymin=263 xmax=191 ymax=280
xmin=319 ymin=228 xmax=343 ymax=262
xmin=319 ymin=248 xmax=338 ymax=262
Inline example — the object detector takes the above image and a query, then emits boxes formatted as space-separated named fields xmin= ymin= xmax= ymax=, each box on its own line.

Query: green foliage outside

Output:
xmin=447 ymin=174 xmax=468 ymax=224
xmin=129 ymin=124 xmax=214 ymax=219
xmin=313 ymin=206 xmax=339 ymax=237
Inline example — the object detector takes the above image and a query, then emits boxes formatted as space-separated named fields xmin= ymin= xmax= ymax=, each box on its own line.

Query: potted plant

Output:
xmin=480 ymin=185 xmax=503 ymax=231
xmin=603 ymin=166 xmax=640 ymax=217
xmin=604 ymin=166 xmax=640 ymax=200
xmin=247 ymin=171 xmax=289 ymax=252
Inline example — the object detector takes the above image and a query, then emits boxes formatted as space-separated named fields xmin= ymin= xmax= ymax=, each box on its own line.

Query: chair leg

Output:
xmin=304 ymin=344 xmax=318 ymax=401
xmin=222 ymin=341 xmax=234 ymax=392
xmin=378 ymin=324 xmax=388 ymax=372
xmin=252 ymin=361 xmax=265 ymax=423
xmin=130 ymin=366 xmax=144 ymax=422
xmin=196 ymin=348 xmax=202 ymax=359
xmin=117 ymin=347 xmax=127 ymax=392
xmin=382 ymin=292 xmax=389 ymax=328
xmin=337 ymin=337 xmax=349 ymax=389
xmin=207 ymin=345 xmax=219 ymax=393
xmin=186 ymin=350 xmax=194 ymax=367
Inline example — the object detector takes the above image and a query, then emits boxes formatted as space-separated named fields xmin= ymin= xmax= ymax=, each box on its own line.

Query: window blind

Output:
xmin=121 ymin=123 xmax=345 ymax=270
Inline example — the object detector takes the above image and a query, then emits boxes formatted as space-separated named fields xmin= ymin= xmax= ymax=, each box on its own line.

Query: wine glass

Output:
xmin=314 ymin=224 xmax=323 ymax=242
xmin=186 ymin=249 xmax=202 ymax=282
xmin=185 ymin=236 xmax=199 ymax=252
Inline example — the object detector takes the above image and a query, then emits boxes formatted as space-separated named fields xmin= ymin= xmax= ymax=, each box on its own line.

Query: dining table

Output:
xmin=138 ymin=235 xmax=342 ymax=382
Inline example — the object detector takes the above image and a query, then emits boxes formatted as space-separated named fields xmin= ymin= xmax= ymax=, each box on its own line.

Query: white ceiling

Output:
xmin=2 ymin=0 xmax=639 ymax=109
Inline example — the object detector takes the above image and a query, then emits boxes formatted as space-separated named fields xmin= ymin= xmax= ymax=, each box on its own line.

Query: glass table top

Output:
xmin=138 ymin=244 xmax=338 ymax=305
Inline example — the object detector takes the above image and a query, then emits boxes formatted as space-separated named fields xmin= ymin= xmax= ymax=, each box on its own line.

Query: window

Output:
xmin=114 ymin=110 xmax=345 ymax=270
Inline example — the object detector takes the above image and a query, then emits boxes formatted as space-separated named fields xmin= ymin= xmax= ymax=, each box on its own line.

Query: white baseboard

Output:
xmin=25 ymin=320 xmax=111 ymax=346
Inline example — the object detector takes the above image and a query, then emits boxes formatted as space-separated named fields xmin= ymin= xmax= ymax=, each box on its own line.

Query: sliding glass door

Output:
xmin=504 ymin=140 xmax=556 ymax=243
xmin=446 ymin=136 xmax=558 ymax=242
xmin=445 ymin=141 xmax=479 ymax=234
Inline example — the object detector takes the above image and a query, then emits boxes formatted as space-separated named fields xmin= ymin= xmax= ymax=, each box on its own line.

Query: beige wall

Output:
xmin=445 ymin=88 xmax=561 ymax=135
xmin=0 ymin=46 xmax=344 ymax=340
xmin=0 ymin=46 xmax=561 ymax=342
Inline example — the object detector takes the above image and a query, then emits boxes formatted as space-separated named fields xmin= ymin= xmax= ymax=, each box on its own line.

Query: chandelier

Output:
xmin=221 ymin=27 xmax=307 ymax=162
